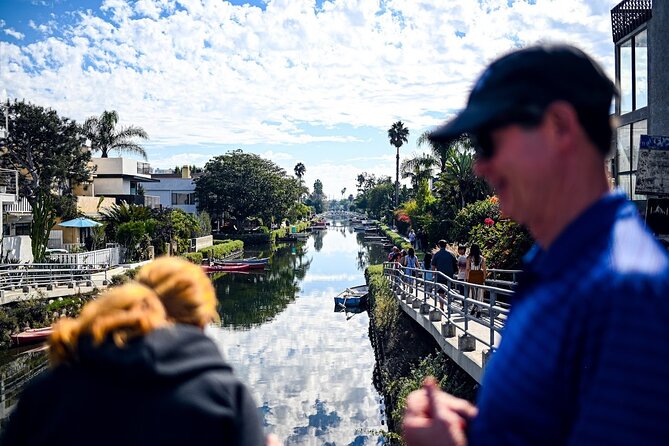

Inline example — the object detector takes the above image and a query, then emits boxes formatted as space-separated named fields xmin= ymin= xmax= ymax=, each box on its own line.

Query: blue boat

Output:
xmin=333 ymin=285 xmax=369 ymax=308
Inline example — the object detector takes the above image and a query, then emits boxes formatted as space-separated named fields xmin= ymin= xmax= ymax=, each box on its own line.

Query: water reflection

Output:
xmin=213 ymin=244 xmax=312 ymax=328
xmin=0 ymin=346 xmax=49 ymax=429
xmin=210 ymin=222 xmax=388 ymax=445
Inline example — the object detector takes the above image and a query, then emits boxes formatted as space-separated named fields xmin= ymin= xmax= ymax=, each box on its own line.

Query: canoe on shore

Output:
xmin=216 ymin=257 xmax=269 ymax=265
xmin=11 ymin=327 xmax=54 ymax=346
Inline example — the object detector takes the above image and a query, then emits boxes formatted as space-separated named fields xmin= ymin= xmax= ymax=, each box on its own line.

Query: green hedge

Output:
xmin=365 ymin=264 xmax=399 ymax=332
xmin=379 ymin=224 xmax=411 ymax=250
xmin=199 ymin=240 xmax=244 ymax=259
xmin=270 ymin=221 xmax=310 ymax=242
xmin=182 ymin=252 xmax=204 ymax=264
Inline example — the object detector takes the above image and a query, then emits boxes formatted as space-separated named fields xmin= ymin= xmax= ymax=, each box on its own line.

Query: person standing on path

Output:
xmin=408 ymin=229 xmax=417 ymax=249
xmin=431 ymin=240 xmax=458 ymax=306
xmin=402 ymin=43 xmax=669 ymax=446
xmin=465 ymin=244 xmax=486 ymax=317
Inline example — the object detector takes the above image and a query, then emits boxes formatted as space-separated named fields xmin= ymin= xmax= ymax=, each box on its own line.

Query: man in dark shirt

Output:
xmin=431 ymin=239 xmax=457 ymax=295
xmin=402 ymin=44 xmax=669 ymax=446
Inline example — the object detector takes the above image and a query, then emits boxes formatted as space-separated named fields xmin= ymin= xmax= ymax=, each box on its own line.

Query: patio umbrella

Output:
xmin=57 ymin=217 xmax=102 ymax=228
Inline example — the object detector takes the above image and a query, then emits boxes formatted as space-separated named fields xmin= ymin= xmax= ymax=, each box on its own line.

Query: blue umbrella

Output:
xmin=57 ymin=217 xmax=102 ymax=228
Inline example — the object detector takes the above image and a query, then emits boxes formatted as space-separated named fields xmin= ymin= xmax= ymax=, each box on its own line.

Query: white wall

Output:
xmin=2 ymin=236 xmax=33 ymax=263
xmin=94 ymin=177 xmax=128 ymax=195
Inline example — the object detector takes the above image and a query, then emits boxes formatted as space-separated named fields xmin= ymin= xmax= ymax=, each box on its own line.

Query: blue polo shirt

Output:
xmin=470 ymin=191 xmax=669 ymax=445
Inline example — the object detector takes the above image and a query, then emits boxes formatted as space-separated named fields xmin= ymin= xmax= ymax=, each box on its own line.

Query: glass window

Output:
xmin=631 ymin=120 xmax=647 ymax=170
xmin=617 ymin=124 xmax=631 ymax=172
xmin=634 ymin=30 xmax=648 ymax=110
xmin=171 ymin=192 xmax=195 ymax=205
xmin=619 ymin=38 xmax=633 ymax=114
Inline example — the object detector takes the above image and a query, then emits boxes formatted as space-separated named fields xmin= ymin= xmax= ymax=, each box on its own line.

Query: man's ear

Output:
xmin=544 ymin=101 xmax=580 ymax=152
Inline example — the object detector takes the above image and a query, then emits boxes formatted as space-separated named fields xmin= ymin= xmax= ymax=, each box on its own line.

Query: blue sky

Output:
xmin=1 ymin=0 xmax=619 ymax=197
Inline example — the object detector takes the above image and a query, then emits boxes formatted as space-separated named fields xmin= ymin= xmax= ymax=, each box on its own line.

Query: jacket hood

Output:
xmin=76 ymin=324 xmax=232 ymax=383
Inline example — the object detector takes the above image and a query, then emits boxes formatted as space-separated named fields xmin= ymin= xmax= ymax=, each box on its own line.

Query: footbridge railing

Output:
xmin=382 ymin=262 xmax=520 ymax=381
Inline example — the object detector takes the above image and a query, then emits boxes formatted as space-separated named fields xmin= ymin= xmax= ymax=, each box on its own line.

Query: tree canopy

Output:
xmin=1 ymin=100 xmax=93 ymax=261
xmin=195 ymin=150 xmax=301 ymax=229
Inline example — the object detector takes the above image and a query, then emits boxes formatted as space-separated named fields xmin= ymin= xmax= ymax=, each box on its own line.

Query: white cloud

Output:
xmin=1 ymin=0 xmax=620 ymax=195
xmin=4 ymin=28 xmax=25 ymax=40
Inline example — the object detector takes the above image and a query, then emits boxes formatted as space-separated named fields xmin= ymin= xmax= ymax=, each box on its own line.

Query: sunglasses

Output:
xmin=471 ymin=106 xmax=545 ymax=160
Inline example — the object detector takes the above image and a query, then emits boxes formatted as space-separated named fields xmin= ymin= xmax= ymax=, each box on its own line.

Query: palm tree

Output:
xmin=387 ymin=121 xmax=409 ymax=209
xmin=443 ymin=147 xmax=489 ymax=208
xmin=294 ymin=162 xmax=306 ymax=183
xmin=416 ymin=132 xmax=472 ymax=174
xmin=84 ymin=110 xmax=149 ymax=159
xmin=401 ymin=153 xmax=437 ymax=190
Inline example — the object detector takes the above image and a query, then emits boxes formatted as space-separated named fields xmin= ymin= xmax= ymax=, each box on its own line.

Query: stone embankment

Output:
xmin=365 ymin=264 xmax=479 ymax=435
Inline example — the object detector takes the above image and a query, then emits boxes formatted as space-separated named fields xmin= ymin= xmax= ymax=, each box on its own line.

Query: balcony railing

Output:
xmin=3 ymin=197 xmax=31 ymax=213
xmin=611 ymin=0 xmax=652 ymax=42
xmin=0 ymin=168 xmax=18 ymax=198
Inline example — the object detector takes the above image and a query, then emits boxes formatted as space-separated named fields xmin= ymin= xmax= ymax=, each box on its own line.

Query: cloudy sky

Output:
xmin=1 ymin=0 xmax=619 ymax=197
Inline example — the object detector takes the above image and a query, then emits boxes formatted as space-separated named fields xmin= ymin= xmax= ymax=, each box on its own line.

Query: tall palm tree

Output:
xmin=387 ymin=121 xmax=409 ymax=209
xmin=401 ymin=153 xmax=437 ymax=190
xmin=294 ymin=162 xmax=306 ymax=183
xmin=84 ymin=110 xmax=149 ymax=159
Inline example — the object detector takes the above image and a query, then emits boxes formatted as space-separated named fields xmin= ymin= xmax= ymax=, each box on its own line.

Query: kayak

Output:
xmin=202 ymin=264 xmax=251 ymax=273
xmin=11 ymin=327 xmax=54 ymax=346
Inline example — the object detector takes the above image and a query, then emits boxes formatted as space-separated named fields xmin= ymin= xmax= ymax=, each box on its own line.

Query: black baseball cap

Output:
xmin=429 ymin=44 xmax=616 ymax=145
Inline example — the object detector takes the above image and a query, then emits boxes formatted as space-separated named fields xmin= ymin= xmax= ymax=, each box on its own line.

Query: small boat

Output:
xmin=11 ymin=327 xmax=54 ymax=346
xmin=217 ymin=257 xmax=269 ymax=265
xmin=202 ymin=264 xmax=251 ymax=273
xmin=334 ymin=285 xmax=369 ymax=308
xmin=214 ymin=261 xmax=266 ymax=270
xmin=353 ymin=226 xmax=367 ymax=231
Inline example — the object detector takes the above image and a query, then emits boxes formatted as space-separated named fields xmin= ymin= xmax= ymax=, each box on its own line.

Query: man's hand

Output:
xmin=402 ymin=377 xmax=478 ymax=446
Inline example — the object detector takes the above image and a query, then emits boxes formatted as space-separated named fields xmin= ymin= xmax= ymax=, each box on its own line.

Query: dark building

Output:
xmin=611 ymin=0 xmax=669 ymax=208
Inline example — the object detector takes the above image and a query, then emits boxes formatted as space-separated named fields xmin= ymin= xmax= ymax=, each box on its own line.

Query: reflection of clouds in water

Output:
xmin=302 ymin=274 xmax=361 ymax=283
xmin=209 ymin=296 xmax=384 ymax=445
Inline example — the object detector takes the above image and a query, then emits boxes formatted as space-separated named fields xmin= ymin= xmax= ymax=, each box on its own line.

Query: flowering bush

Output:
xmin=449 ymin=197 xmax=501 ymax=243
xmin=484 ymin=218 xmax=495 ymax=226
xmin=469 ymin=220 xmax=533 ymax=269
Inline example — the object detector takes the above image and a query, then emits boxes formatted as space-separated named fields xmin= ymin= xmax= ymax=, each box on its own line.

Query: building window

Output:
xmin=171 ymin=192 xmax=195 ymax=205
xmin=15 ymin=223 xmax=31 ymax=236
xmin=616 ymin=119 xmax=647 ymax=200
xmin=617 ymin=29 xmax=647 ymax=115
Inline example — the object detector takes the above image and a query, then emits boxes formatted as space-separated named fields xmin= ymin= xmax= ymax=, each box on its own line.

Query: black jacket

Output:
xmin=1 ymin=324 xmax=264 ymax=446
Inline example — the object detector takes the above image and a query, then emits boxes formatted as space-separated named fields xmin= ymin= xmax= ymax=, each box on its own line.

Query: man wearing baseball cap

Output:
xmin=402 ymin=44 xmax=669 ymax=445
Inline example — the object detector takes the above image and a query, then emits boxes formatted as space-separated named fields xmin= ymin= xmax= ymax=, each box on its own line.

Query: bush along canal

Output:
xmin=365 ymin=264 xmax=479 ymax=440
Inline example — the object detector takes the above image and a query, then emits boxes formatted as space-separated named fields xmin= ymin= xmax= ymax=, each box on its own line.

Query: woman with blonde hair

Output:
xmin=1 ymin=256 xmax=265 ymax=446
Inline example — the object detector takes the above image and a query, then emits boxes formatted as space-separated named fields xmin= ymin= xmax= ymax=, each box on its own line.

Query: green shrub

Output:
xmin=365 ymin=264 xmax=399 ymax=331
xmin=468 ymin=220 xmax=533 ymax=270
xmin=199 ymin=240 xmax=244 ymax=259
xmin=379 ymin=224 xmax=411 ymax=250
xmin=182 ymin=252 xmax=203 ymax=264
xmin=449 ymin=197 xmax=500 ymax=244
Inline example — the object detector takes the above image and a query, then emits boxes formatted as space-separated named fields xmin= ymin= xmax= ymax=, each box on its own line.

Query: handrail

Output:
xmin=0 ymin=263 xmax=112 ymax=294
xmin=382 ymin=262 xmax=515 ymax=352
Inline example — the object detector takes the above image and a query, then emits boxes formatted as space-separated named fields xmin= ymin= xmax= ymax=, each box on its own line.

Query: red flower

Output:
xmin=484 ymin=218 xmax=495 ymax=226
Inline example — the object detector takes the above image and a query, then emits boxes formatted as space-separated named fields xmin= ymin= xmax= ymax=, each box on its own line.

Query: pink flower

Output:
xmin=484 ymin=218 xmax=495 ymax=226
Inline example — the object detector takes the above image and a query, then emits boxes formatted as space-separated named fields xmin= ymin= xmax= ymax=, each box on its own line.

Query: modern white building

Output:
xmin=145 ymin=166 xmax=198 ymax=214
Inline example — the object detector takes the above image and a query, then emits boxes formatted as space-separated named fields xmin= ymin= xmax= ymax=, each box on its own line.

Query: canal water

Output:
xmin=0 ymin=220 xmax=389 ymax=445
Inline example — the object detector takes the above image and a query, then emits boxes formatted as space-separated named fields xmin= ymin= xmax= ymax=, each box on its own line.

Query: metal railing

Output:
xmin=47 ymin=247 xmax=121 ymax=267
xmin=383 ymin=262 xmax=516 ymax=352
xmin=0 ymin=263 xmax=112 ymax=294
